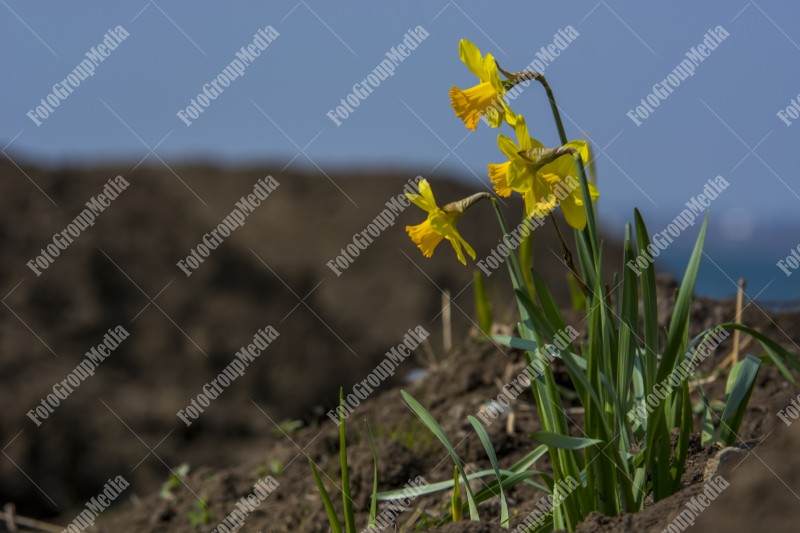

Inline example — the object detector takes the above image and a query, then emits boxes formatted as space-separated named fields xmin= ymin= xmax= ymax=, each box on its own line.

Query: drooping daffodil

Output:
xmin=449 ymin=39 xmax=516 ymax=131
xmin=406 ymin=179 xmax=488 ymax=265
xmin=488 ymin=116 xmax=599 ymax=230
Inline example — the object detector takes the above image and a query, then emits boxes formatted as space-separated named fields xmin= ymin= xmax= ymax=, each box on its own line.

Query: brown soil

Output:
xmin=2 ymin=157 xmax=798 ymax=532
xmin=94 ymin=285 xmax=800 ymax=533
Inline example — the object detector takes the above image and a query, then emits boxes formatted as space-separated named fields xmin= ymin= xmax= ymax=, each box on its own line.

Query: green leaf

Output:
xmin=401 ymin=391 xmax=479 ymax=520
xmin=712 ymin=323 xmax=796 ymax=384
xmin=532 ymin=269 xmax=568 ymax=335
xmin=468 ymin=416 xmax=509 ymax=527
xmin=699 ymin=392 xmax=716 ymax=446
xmin=338 ymin=389 xmax=356 ymax=533
xmin=531 ymin=431 xmax=603 ymax=450
xmin=633 ymin=209 xmax=658 ymax=391
xmin=618 ymin=224 xmax=639 ymax=409
xmin=566 ymin=271 xmax=587 ymax=311
xmin=365 ymin=421 xmax=378 ymax=527
xmin=670 ymin=383 xmax=693 ymax=492
xmin=451 ymin=466 xmax=462 ymax=522
xmin=473 ymin=269 xmax=493 ymax=338
xmin=646 ymin=216 xmax=708 ymax=500
xmin=308 ymin=456 xmax=343 ymax=533
xmin=519 ymin=230 xmax=535 ymax=296
xmin=377 ymin=469 xmax=545 ymax=502
xmin=719 ymin=355 xmax=761 ymax=445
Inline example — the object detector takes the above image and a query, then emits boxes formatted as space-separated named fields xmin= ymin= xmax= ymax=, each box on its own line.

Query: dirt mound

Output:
xmin=94 ymin=282 xmax=800 ymax=532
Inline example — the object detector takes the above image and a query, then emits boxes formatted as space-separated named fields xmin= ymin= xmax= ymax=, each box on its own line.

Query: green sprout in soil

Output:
xmin=158 ymin=463 xmax=190 ymax=500
xmin=308 ymin=388 xmax=380 ymax=532
xmin=388 ymin=38 xmax=800 ymax=531
xmin=255 ymin=458 xmax=284 ymax=477
xmin=187 ymin=498 xmax=212 ymax=527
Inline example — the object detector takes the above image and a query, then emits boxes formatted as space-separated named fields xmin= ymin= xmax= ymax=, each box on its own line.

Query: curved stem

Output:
xmin=539 ymin=77 xmax=569 ymax=146
xmin=497 ymin=63 xmax=569 ymax=145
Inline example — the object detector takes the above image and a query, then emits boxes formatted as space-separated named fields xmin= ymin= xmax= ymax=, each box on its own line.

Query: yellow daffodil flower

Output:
xmin=406 ymin=179 xmax=484 ymax=265
xmin=449 ymin=39 xmax=516 ymax=131
xmin=488 ymin=116 xmax=599 ymax=229
xmin=538 ymin=141 xmax=600 ymax=230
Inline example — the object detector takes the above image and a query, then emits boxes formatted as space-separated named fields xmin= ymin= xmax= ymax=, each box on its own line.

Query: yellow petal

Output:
xmin=430 ymin=212 xmax=474 ymax=265
xmin=406 ymin=219 xmax=444 ymax=258
xmin=483 ymin=53 xmax=504 ymax=94
xmin=497 ymin=134 xmax=520 ymax=161
xmin=515 ymin=116 xmax=531 ymax=150
xmin=446 ymin=235 xmax=467 ymax=265
xmin=417 ymin=179 xmax=437 ymax=208
xmin=488 ymin=161 xmax=512 ymax=197
xmin=560 ymin=196 xmax=587 ymax=230
xmin=564 ymin=140 xmax=590 ymax=166
xmin=458 ymin=39 xmax=486 ymax=80
xmin=406 ymin=179 xmax=438 ymax=212
xmin=573 ymin=181 xmax=601 ymax=206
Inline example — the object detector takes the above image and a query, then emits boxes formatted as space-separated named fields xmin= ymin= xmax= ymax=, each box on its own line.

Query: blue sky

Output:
xmin=3 ymin=1 xmax=800 ymax=299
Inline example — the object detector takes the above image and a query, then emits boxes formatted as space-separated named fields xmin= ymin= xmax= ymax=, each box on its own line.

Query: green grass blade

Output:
xmin=514 ymin=288 xmax=557 ymax=339
xmin=507 ymin=444 xmax=549 ymax=474
xmin=532 ymin=269 xmax=569 ymax=336
xmin=574 ymin=229 xmax=596 ymax=297
xmin=646 ymin=216 xmax=708 ymax=490
xmin=474 ymin=269 xmax=493 ymax=338
xmin=531 ymin=431 xmax=603 ymax=450
xmin=656 ymin=215 xmax=708 ymax=383
xmin=519 ymin=229 xmax=535 ymax=295
xmin=699 ymin=391 xmax=715 ymax=446
xmin=308 ymin=456 xmax=343 ymax=533
xmin=365 ymin=421 xmax=378 ymax=527
xmin=670 ymin=383 xmax=693 ymax=492
xmin=633 ymin=209 xmax=659 ymax=391
xmin=709 ymin=323 xmax=796 ymax=384
xmin=719 ymin=355 xmax=761 ymax=445
xmin=566 ymin=271 xmax=586 ymax=311
xmin=338 ymin=389 xmax=356 ymax=533
xmin=618 ymin=224 xmax=639 ymax=409
xmin=468 ymin=416 xmax=509 ymax=527
xmin=401 ymin=390 xmax=479 ymax=520
xmin=380 ymin=469 xmax=546 ymax=505
xmin=451 ymin=466 xmax=463 ymax=522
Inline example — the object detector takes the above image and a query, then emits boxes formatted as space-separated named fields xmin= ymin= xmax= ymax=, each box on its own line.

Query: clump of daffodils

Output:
xmin=392 ymin=36 xmax=799 ymax=533
xmin=407 ymin=39 xmax=599 ymax=265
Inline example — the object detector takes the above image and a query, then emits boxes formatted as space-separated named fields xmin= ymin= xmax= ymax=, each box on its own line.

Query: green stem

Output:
xmin=573 ymin=154 xmax=600 ymax=266
xmin=539 ymin=77 xmax=569 ymax=146
xmin=490 ymin=198 xmax=527 ymax=291
xmin=489 ymin=198 xmax=583 ymax=529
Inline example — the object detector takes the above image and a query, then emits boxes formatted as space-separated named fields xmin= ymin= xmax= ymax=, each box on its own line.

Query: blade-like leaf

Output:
xmin=401 ymin=391 xmax=479 ymax=520
xmin=309 ymin=457 xmax=343 ymax=533
xmin=532 ymin=431 xmax=603 ymax=450
xmin=365 ymin=421 xmax=378 ymax=527
xmin=473 ymin=269 xmax=493 ymax=338
xmin=719 ymin=355 xmax=761 ymax=445
xmin=633 ymin=209 xmax=658 ymax=391
xmin=468 ymin=416 xmax=509 ymax=527
xmin=338 ymin=389 xmax=356 ymax=533
xmin=451 ymin=466 xmax=462 ymax=522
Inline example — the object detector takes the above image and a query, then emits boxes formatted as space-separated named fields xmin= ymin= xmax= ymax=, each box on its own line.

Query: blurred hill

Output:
xmin=0 ymin=156 xmax=621 ymax=516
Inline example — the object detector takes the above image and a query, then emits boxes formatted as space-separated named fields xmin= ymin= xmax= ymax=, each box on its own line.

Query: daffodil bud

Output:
xmin=442 ymin=192 xmax=491 ymax=215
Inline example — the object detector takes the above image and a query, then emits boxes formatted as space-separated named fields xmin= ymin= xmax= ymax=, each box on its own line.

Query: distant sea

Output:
xmin=600 ymin=217 xmax=800 ymax=307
